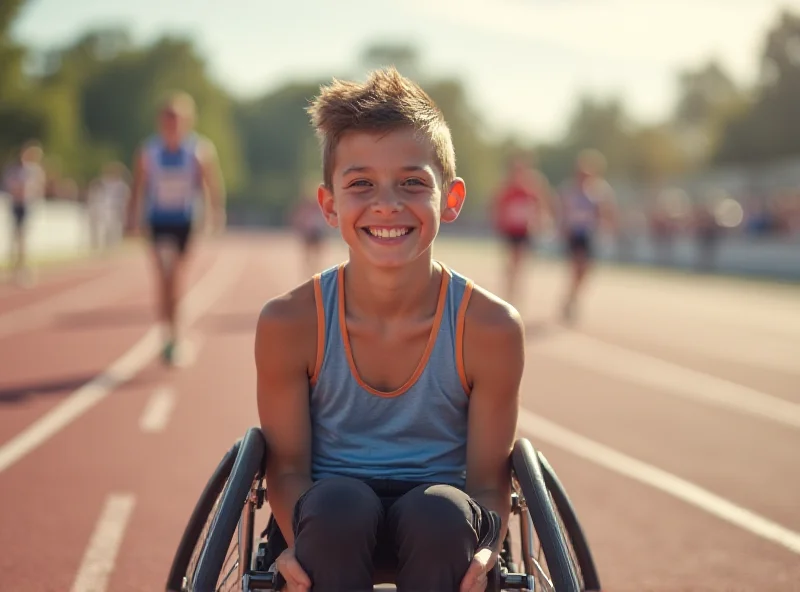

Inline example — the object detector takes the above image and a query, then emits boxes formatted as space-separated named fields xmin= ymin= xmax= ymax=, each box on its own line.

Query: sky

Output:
xmin=11 ymin=0 xmax=800 ymax=143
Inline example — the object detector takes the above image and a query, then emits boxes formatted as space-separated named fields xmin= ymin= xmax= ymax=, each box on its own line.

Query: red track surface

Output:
xmin=0 ymin=231 xmax=798 ymax=591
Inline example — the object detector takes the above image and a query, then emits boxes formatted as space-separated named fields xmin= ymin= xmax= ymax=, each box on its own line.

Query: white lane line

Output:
xmin=70 ymin=493 xmax=136 ymax=592
xmin=139 ymin=386 xmax=176 ymax=433
xmin=0 ymin=252 xmax=245 ymax=474
xmin=173 ymin=333 xmax=204 ymax=369
xmin=531 ymin=331 xmax=800 ymax=430
xmin=518 ymin=408 xmax=800 ymax=555
xmin=0 ymin=267 xmax=133 ymax=339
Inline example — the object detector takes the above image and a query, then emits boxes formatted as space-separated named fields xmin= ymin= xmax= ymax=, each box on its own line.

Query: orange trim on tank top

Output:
xmin=337 ymin=261 xmax=451 ymax=398
xmin=455 ymin=278 xmax=474 ymax=396
xmin=310 ymin=273 xmax=325 ymax=386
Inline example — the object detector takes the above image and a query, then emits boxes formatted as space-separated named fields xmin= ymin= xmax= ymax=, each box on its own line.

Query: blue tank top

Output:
xmin=143 ymin=134 xmax=203 ymax=225
xmin=563 ymin=178 xmax=604 ymax=233
xmin=309 ymin=261 xmax=474 ymax=488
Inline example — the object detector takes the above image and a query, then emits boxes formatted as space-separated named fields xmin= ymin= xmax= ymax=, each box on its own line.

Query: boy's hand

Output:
xmin=460 ymin=547 xmax=496 ymax=592
xmin=275 ymin=547 xmax=311 ymax=591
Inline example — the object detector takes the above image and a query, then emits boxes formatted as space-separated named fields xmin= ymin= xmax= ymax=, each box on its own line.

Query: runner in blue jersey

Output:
xmin=127 ymin=92 xmax=226 ymax=365
xmin=555 ymin=149 xmax=617 ymax=322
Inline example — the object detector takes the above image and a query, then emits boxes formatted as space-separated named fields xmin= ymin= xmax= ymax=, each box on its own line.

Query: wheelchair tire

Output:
xmin=192 ymin=427 xmax=267 ymax=590
xmin=538 ymin=451 xmax=602 ymax=591
xmin=166 ymin=439 xmax=241 ymax=591
xmin=512 ymin=438 xmax=580 ymax=592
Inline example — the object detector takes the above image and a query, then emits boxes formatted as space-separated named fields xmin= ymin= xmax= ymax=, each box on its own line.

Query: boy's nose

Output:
xmin=370 ymin=188 xmax=403 ymax=214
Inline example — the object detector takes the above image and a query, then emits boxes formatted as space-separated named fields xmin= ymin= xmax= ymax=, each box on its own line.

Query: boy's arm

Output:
xmin=254 ymin=286 xmax=316 ymax=547
xmin=463 ymin=290 xmax=525 ymax=553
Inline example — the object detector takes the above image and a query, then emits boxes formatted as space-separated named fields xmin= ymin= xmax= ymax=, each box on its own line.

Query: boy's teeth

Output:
xmin=369 ymin=227 xmax=409 ymax=238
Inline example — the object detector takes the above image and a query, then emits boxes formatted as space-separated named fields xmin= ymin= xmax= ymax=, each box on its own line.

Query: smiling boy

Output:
xmin=255 ymin=67 xmax=524 ymax=592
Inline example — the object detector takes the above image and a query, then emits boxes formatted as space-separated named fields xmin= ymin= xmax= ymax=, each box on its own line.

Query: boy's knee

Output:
xmin=391 ymin=484 xmax=478 ymax=548
xmin=294 ymin=477 xmax=382 ymax=542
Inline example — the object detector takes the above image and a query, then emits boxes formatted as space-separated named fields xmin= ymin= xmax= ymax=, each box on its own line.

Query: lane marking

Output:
xmin=0 ymin=267 xmax=133 ymax=339
xmin=139 ymin=386 xmax=176 ymax=433
xmin=0 ymin=251 xmax=245 ymax=474
xmin=0 ymin=258 xmax=109 ymax=300
xmin=531 ymin=331 xmax=800 ymax=430
xmin=518 ymin=408 xmax=800 ymax=555
xmin=70 ymin=493 xmax=136 ymax=592
xmin=173 ymin=333 xmax=204 ymax=369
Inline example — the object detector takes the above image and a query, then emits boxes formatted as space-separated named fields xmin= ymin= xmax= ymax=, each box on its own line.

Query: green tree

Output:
xmin=716 ymin=10 xmax=800 ymax=163
xmin=564 ymin=95 xmax=634 ymax=174
xmin=0 ymin=0 xmax=40 ymax=163
xmin=234 ymin=81 xmax=322 ymax=216
xmin=671 ymin=60 xmax=744 ymax=167
xmin=360 ymin=43 xmax=422 ymax=80
xmin=21 ymin=30 xmax=244 ymax=187
xmin=81 ymin=35 xmax=244 ymax=189
xmin=628 ymin=125 xmax=686 ymax=183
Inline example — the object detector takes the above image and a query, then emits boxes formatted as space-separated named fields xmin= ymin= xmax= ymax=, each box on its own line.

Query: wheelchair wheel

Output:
xmin=538 ymin=451 xmax=602 ymax=591
xmin=511 ymin=438 xmax=580 ymax=592
xmin=166 ymin=439 xmax=241 ymax=591
xmin=192 ymin=427 xmax=267 ymax=591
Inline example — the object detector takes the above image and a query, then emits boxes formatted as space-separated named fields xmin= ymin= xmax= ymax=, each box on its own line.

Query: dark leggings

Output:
xmin=265 ymin=476 xmax=501 ymax=592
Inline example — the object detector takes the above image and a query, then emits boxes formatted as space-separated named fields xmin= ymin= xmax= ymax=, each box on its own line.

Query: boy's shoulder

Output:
xmin=258 ymin=276 xmax=317 ymax=329
xmin=255 ymin=277 xmax=319 ymax=370
xmin=466 ymin=280 xmax=523 ymax=337
xmin=451 ymin=270 xmax=525 ymax=389
xmin=447 ymin=266 xmax=523 ymax=339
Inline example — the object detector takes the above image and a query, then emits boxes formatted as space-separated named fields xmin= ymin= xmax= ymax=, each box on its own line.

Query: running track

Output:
xmin=0 ymin=231 xmax=798 ymax=592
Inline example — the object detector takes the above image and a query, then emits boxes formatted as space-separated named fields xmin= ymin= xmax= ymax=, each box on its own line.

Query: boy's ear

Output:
xmin=317 ymin=183 xmax=339 ymax=228
xmin=441 ymin=178 xmax=466 ymax=224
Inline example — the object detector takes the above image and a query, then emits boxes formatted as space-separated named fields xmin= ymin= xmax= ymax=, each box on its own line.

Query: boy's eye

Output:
xmin=403 ymin=178 xmax=426 ymax=186
xmin=347 ymin=179 xmax=372 ymax=188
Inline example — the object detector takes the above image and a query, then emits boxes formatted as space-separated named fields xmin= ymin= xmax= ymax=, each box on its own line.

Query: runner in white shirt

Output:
xmin=88 ymin=162 xmax=130 ymax=250
xmin=3 ymin=140 xmax=46 ymax=284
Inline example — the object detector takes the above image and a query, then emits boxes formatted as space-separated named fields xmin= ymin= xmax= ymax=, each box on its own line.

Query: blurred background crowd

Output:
xmin=2 ymin=1 xmax=799 ymax=269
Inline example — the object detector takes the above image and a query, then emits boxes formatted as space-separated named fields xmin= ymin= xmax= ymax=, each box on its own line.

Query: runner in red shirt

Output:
xmin=491 ymin=156 xmax=550 ymax=308
xmin=291 ymin=194 xmax=327 ymax=278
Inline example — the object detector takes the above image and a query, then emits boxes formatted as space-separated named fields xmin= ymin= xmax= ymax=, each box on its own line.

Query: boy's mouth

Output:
xmin=362 ymin=226 xmax=413 ymax=239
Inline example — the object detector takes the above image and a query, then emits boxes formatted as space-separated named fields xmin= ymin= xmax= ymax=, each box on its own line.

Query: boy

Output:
xmin=127 ymin=92 xmax=226 ymax=365
xmin=255 ymin=68 xmax=524 ymax=592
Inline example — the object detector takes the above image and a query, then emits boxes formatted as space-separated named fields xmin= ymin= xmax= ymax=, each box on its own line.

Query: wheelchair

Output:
xmin=166 ymin=427 xmax=602 ymax=591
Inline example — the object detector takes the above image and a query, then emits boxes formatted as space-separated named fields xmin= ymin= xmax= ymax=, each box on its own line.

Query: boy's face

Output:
xmin=318 ymin=127 xmax=465 ymax=269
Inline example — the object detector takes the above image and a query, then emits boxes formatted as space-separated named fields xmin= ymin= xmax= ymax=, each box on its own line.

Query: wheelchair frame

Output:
xmin=166 ymin=427 xmax=602 ymax=592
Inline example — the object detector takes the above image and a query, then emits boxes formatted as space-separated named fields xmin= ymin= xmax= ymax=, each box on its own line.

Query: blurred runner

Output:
xmin=3 ymin=140 xmax=46 ymax=285
xmin=87 ymin=161 xmax=131 ymax=251
xmin=554 ymin=149 xmax=617 ymax=323
xmin=291 ymin=193 xmax=327 ymax=278
xmin=127 ymin=92 xmax=226 ymax=365
xmin=491 ymin=155 xmax=550 ymax=308
xmin=693 ymin=199 xmax=720 ymax=272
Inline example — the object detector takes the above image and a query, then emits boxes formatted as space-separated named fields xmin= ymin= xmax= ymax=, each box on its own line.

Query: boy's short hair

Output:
xmin=307 ymin=67 xmax=456 ymax=190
